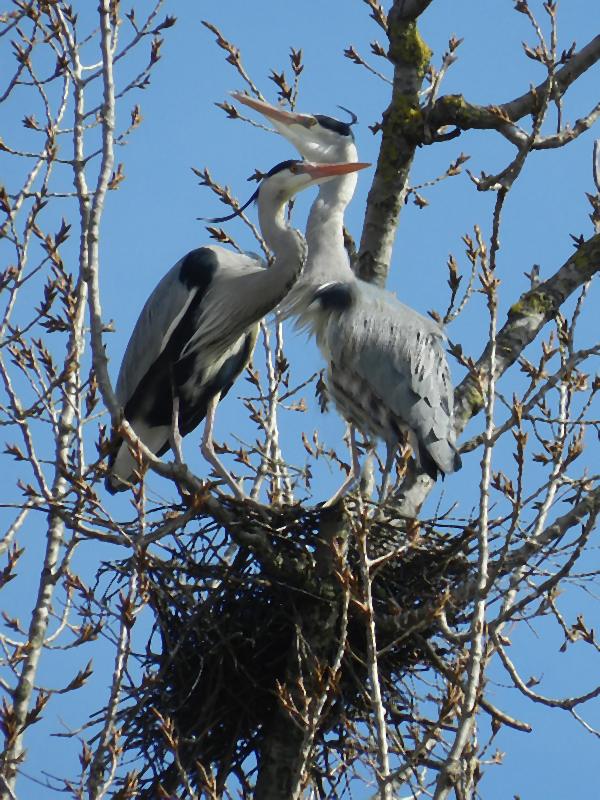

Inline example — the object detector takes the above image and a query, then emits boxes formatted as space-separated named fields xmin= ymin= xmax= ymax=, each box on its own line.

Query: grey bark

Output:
xmin=357 ymin=3 xmax=432 ymax=287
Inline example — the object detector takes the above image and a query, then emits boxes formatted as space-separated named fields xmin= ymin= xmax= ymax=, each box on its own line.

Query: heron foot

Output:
xmin=323 ymin=425 xmax=361 ymax=507
xmin=170 ymin=395 xmax=184 ymax=465
xmin=201 ymin=439 xmax=246 ymax=501
xmin=377 ymin=444 xmax=397 ymax=505
xmin=378 ymin=473 xmax=391 ymax=504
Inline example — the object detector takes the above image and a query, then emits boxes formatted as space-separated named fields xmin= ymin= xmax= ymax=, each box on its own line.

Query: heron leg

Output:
xmin=324 ymin=425 xmax=361 ymax=507
xmin=170 ymin=394 xmax=184 ymax=465
xmin=359 ymin=446 xmax=376 ymax=499
xmin=201 ymin=394 xmax=245 ymax=500
xmin=378 ymin=444 xmax=397 ymax=503
xmin=206 ymin=540 xmax=240 ymax=591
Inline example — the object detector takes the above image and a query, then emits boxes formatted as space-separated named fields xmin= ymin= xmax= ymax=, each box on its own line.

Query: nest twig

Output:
xmin=112 ymin=500 xmax=472 ymax=797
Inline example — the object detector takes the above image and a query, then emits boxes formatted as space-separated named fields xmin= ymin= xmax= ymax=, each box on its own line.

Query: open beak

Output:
xmin=231 ymin=90 xmax=317 ymax=129
xmin=301 ymin=161 xmax=370 ymax=179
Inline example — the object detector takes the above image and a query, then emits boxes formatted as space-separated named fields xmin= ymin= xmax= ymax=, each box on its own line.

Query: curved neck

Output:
xmin=255 ymin=199 xmax=306 ymax=307
xmin=258 ymin=202 xmax=296 ymax=260
xmin=303 ymin=172 xmax=357 ymax=284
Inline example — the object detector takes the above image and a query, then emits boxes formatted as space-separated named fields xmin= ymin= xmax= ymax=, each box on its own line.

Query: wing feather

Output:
xmin=180 ymin=251 xmax=299 ymax=363
xmin=114 ymin=248 xmax=222 ymax=406
xmin=323 ymin=283 xmax=460 ymax=473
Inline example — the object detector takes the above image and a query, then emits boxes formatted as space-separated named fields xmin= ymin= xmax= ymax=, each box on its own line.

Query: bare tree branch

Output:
xmin=427 ymin=34 xmax=600 ymax=139
xmin=455 ymin=233 xmax=600 ymax=432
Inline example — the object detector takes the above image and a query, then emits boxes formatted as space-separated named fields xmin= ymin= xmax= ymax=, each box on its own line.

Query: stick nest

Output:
xmin=116 ymin=498 xmax=472 ymax=797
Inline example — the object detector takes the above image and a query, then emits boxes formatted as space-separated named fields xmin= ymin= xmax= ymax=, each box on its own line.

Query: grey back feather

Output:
xmin=115 ymin=246 xmax=265 ymax=409
xmin=308 ymin=280 xmax=460 ymax=474
xmin=115 ymin=258 xmax=197 ymax=407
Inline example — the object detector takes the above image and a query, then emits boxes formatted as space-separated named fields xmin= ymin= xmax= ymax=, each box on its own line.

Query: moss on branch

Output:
xmin=462 ymin=385 xmax=485 ymax=419
xmin=388 ymin=18 xmax=431 ymax=76
xmin=508 ymin=290 xmax=555 ymax=319
xmin=357 ymin=15 xmax=431 ymax=285
xmin=454 ymin=233 xmax=600 ymax=434
xmin=387 ymin=93 xmax=425 ymax=141
xmin=429 ymin=94 xmax=511 ymax=131
xmin=427 ymin=35 xmax=600 ymax=136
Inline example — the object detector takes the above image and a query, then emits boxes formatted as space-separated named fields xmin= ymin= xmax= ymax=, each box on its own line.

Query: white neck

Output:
xmin=303 ymin=171 xmax=357 ymax=284
xmin=255 ymin=196 xmax=306 ymax=307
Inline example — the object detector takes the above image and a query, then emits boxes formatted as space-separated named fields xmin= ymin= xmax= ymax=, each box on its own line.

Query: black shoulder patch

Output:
xmin=179 ymin=248 xmax=218 ymax=292
xmin=314 ymin=115 xmax=353 ymax=138
xmin=314 ymin=282 xmax=354 ymax=311
xmin=205 ymin=160 xmax=303 ymax=224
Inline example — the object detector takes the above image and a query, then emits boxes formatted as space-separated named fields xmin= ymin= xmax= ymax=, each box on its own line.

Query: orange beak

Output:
xmin=231 ymin=91 xmax=317 ymax=129
xmin=301 ymin=161 xmax=370 ymax=179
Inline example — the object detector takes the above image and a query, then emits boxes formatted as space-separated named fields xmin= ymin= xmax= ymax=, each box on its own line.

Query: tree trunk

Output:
xmin=255 ymin=505 xmax=349 ymax=799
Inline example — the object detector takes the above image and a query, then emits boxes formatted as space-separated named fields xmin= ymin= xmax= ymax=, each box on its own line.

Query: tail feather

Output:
xmin=417 ymin=441 xmax=439 ymax=481
xmin=105 ymin=421 xmax=170 ymax=493
xmin=417 ymin=437 xmax=462 ymax=480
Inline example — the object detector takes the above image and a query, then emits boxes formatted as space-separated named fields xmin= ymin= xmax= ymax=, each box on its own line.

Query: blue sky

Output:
xmin=103 ymin=2 xmax=600 ymax=794
xmin=2 ymin=1 xmax=600 ymax=796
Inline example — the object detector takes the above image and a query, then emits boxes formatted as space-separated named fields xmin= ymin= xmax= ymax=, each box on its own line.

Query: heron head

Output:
xmin=205 ymin=159 xmax=370 ymax=224
xmin=231 ymin=91 xmax=359 ymax=164
xmin=258 ymin=159 xmax=370 ymax=211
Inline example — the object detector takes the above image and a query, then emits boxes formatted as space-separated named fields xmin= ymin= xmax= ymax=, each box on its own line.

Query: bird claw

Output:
xmin=322 ymin=424 xmax=362 ymax=507
xmin=201 ymin=441 xmax=246 ymax=501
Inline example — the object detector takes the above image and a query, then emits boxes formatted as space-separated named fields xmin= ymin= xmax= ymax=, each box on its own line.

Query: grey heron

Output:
xmin=233 ymin=93 xmax=461 ymax=501
xmin=106 ymin=158 xmax=370 ymax=496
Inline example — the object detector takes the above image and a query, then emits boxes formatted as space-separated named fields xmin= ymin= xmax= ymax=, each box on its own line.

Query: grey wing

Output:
xmin=179 ymin=249 xmax=274 ymax=360
xmin=328 ymin=292 xmax=460 ymax=474
xmin=114 ymin=248 xmax=217 ymax=406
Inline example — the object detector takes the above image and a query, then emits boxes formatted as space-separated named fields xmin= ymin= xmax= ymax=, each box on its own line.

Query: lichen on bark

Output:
xmin=508 ymin=290 xmax=555 ymax=319
xmin=388 ymin=18 xmax=432 ymax=76
xmin=357 ymin=11 xmax=432 ymax=287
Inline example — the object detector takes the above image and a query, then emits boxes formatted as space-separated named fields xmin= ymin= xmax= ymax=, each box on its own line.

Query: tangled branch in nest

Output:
xmin=114 ymin=500 xmax=472 ymax=797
